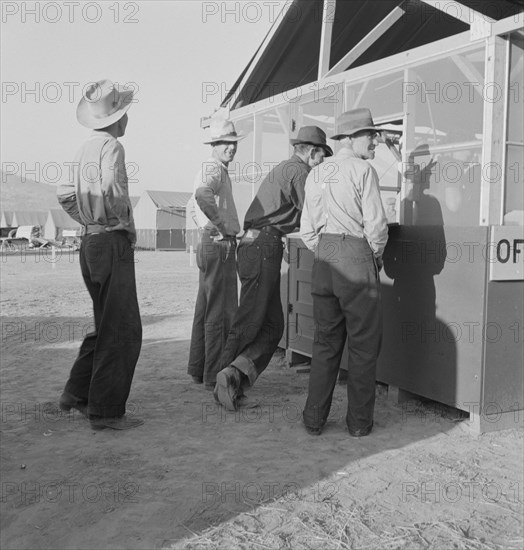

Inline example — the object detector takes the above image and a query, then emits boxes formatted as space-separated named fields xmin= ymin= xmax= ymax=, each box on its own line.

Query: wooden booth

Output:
xmin=203 ymin=0 xmax=524 ymax=432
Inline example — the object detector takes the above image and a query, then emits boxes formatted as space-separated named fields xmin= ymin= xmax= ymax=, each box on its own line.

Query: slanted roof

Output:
xmin=223 ymin=0 xmax=524 ymax=109
xmin=47 ymin=209 xmax=81 ymax=229
xmin=129 ymin=196 xmax=140 ymax=208
xmin=146 ymin=191 xmax=192 ymax=211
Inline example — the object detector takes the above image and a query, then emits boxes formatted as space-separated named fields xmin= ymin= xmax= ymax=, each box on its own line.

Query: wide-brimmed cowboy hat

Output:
xmin=204 ymin=118 xmax=245 ymax=144
xmin=330 ymin=108 xmax=378 ymax=140
xmin=77 ymin=79 xmax=134 ymax=129
xmin=290 ymin=126 xmax=333 ymax=157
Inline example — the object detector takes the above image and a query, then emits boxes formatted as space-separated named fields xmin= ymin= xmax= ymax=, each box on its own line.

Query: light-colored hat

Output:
xmin=330 ymin=108 xmax=378 ymax=140
xmin=204 ymin=118 xmax=245 ymax=144
xmin=77 ymin=79 xmax=134 ymax=129
xmin=290 ymin=126 xmax=333 ymax=157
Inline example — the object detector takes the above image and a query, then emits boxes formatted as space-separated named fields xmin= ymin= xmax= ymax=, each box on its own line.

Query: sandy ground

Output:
xmin=0 ymin=249 xmax=523 ymax=550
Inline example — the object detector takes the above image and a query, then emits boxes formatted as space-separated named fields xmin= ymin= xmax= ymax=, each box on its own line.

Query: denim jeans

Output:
xmin=187 ymin=231 xmax=238 ymax=386
xmin=64 ymin=231 xmax=142 ymax=418
xmin=217 ymin=229 xmax=285 ymax=386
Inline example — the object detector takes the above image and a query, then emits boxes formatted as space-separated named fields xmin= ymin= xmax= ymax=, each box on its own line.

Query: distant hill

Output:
xmin=0 ymin=171 xmax=140 ymax=213
xmin=0 ymin=171 xmax=60 ymax=212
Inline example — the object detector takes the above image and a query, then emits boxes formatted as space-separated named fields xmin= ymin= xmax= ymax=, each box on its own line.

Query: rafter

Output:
xmin=318 ymin=0 xmax=337 ymax=80
xmin=325 ymin=5 xmax=405 ymax=77
xmin=417 ymin=0 xmax=495 ymax=25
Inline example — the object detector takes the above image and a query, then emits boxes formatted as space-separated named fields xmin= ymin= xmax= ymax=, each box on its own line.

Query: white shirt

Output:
xmin=300 ymin=147 xmax=388 ymax=258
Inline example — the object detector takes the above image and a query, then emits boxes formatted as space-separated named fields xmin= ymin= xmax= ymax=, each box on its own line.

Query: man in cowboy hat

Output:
xmin=300 ymin=108 xmax=388 ymax=437
xmin=213 ymin=126 xmax=332 ymax=411
xmin=187 ymin=118 xmax=244 ymax=390
xmin=56 ymin=79 xmax=143 ymax=430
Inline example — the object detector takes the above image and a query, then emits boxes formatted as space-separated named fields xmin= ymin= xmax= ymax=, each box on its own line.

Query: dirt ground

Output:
xmin=1 ymin=249 xmax=522 ymax=550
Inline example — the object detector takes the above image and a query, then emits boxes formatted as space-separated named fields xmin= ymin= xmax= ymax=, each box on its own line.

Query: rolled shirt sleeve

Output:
xmin=57 ymin=182 xmax=83 ymax=225
xmin=100 ymin=140 xmax=134 ymax=232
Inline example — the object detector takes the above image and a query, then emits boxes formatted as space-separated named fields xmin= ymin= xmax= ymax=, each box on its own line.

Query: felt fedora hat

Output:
xmin=204 ymin=118 xmax=245 ymax=144
xmin=77 ymin=79 xmax=134 ymax=129
xmin=330 ymin=108 xmax=378 ymax=140
xmin=290 ymin=126 xmax=333 ymax=157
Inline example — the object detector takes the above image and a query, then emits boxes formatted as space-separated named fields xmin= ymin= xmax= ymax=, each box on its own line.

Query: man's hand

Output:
xmin=105 ymin=221 xmax=129 ymax=233
xmin=105 ymin=222 xmax=136 ymax=247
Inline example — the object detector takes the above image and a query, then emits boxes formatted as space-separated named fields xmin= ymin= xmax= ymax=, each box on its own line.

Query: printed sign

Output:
xmin=489 ymin=226 xmax=524 ymax=281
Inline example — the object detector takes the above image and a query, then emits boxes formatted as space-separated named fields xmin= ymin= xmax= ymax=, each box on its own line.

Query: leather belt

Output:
xmin=85 ymin=224 xmax=108 ymax=234
xmin=243 ymin=226 xmax=283 ymax=241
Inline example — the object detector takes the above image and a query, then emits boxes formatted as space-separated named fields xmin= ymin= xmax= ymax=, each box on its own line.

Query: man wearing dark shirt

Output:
xmin=214 ymin=126 xmax=333 ymax=411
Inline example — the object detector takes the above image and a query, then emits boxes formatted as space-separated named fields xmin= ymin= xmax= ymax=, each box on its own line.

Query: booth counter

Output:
xmin=202 ymin=3 xmax=524 ymax=433
xmin=283 ymin=225 xmax=523 ymax=433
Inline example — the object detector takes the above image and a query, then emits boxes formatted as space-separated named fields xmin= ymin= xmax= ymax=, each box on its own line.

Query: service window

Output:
xmin=346 ymin=73 xmax=404 ymax=222
xmin=503 ymin=31 xmax=524 ymax=226
xmin=296 ymin=91 xmax=337 ymax=140
xmin=229 ymin=114 xmax=254 ymax=179
xmin=230 ymin=114 xmax=255 ymax=226
xmin=345 ymin=71 xmax=405 ymax=120
xmin=254 ymin=105 xmax=291 ymax=189
xmin=403 ymin=46 xmax=485 ymax=227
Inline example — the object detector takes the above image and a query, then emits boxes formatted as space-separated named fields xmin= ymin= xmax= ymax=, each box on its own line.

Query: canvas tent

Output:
xmin=11 ymin=211 xmax=48 ymax=228
xmin=1 ymin=211 xmax=14 ymax=227
xmin=133 ymin=190 xmax=192 ymax=250
xmin=44 ymin=209 xmax=82 ymax=240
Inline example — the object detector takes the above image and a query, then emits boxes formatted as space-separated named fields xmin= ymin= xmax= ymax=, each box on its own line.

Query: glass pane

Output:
xmin=407 ymin=145 xmax=482 ymax=226
xmin=370 ymin=141 xmax=401 ymax=190
xmin=507 ymin=32 xmax=524 ymax=144
xmin=297 ymin=97 xmax=336 ymax=137
xmin=404 ymin=47 xmax=485 ymax=226
xmin=229 ymin=115 xmax=254 ymax=177
xmin=256 ymin=105 xmax=291 ymax=169
xmin=504 ymin=144 xmax=524 ymax=226
xmin=408 ymin=47 xmax=485 ymax=150
xmin=346 ymin=72 xmax=404 ymax=120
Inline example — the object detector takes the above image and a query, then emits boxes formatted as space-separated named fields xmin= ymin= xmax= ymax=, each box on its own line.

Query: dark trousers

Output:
xmin=64 ymin=232 xmax=142 ymax=418
xmin=217 ymin=230 xmax=284 ymax=386
xmin=187 ymin=231 xmax=238 ymax=386
xmin=303 ymin=234 xmax=382 ymax=432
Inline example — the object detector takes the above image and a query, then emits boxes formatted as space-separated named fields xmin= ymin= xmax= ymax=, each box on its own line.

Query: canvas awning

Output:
xmin=222 ymin=0 xmax=523 ymax=109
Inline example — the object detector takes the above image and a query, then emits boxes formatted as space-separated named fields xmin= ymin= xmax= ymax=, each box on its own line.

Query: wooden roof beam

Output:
xmin=417 ymin=0 xmax=495 ymax=25
xmin=325 ymin=5 xmax=405 ymax=78
xmin=417 ymin=0 xmax=495 ymax=40
xmin=318 ymin=0 xmax=337 ymax=80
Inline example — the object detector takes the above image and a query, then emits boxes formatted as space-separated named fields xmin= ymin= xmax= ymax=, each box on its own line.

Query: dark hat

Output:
xmin=290 ymin=126 xmax=333 ymax=157
xmin=330 ymin=108 xmax=378 ymax=140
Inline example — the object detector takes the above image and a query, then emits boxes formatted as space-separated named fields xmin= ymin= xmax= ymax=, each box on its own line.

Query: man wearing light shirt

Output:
xmin=187 ymin=118 xmax=244 ymax=390
xmin=57 ymin=79 xmax=142 ymax=431
xmin=300 ymin=108 xmax=388 ymax=438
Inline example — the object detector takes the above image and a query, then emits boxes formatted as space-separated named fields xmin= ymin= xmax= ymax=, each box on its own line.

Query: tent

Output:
xmin=44 ymin=209 xmax=82 ymax=240
xmin=11 ymin=211 xmax=48 ymax=228
xmin=133 ymin=190 xmax=192 ymax=250
xmin=1 ymin=211 xmax=14 ymax=227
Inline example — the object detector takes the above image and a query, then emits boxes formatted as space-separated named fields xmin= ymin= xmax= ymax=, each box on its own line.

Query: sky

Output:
xmin=0 ymin=0 xmax=277 ymax=195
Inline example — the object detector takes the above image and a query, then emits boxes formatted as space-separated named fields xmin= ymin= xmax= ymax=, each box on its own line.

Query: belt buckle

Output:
xmin=245 ymin=229 xmax=260 ymax=240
